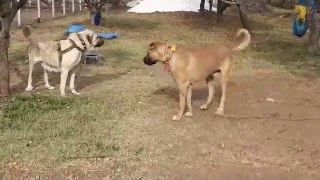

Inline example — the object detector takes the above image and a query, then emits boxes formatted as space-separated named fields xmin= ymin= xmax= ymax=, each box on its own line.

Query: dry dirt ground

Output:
xmin=2 ymin=9 xmax=320 ymax=180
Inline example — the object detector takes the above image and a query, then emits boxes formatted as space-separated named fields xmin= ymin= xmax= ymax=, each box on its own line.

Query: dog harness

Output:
xmin=57 ymin=33 xmax=87 ymax=67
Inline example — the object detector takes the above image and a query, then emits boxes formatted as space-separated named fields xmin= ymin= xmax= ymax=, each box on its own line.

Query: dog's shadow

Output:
xmin=153 ymin=85 xmax=222 ymax=103
xmin=11 ymin=64 xmax=119 ymax=94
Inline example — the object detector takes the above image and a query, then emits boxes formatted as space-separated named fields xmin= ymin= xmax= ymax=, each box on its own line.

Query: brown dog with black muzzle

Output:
xmin=143 ymin=29 xmax=251 ymax=121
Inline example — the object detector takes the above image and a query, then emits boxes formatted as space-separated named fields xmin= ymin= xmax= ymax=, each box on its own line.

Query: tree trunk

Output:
xmin=280 ymin=0 xmax=286 ymax=8
xmin=0 ymin=36 xmax=10 ymax=97
xmin=236 ymin=2 xmax=251 ymax=31
xmin=209 ymin=0 xmax=213 ymax=12
xmin=216 ymin=0 xmax=231 ymax=22
xmin=90 ymin=9 xmax=101 ymax=26
xmin=200 ymin=0 xmax=205 ymax=13
xmin=307 ymin=1 xmax=320 ymax=54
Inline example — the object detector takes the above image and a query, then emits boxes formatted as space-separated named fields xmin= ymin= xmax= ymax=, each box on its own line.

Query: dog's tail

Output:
xmin=232 ymin=29 xmax=251 ymax=52
xmin=22 ymin=26 xmax=37 ymax=47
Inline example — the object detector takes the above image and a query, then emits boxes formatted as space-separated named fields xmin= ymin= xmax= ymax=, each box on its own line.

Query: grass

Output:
xmin=0 ymin=94 xmax=125 ymax=167
xmin=1 ymin=8 xmax=320 ymax=176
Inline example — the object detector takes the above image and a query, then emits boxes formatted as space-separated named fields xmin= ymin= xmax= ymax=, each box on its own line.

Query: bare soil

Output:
xmin=2 ymin=10 xmax=320 ymax=180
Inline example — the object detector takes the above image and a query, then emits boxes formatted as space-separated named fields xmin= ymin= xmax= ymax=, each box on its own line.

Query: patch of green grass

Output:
xmin=2 ymin=95 xmax=76 ymax=130
xmin=0 ymin=94 xmax=131 ymax=167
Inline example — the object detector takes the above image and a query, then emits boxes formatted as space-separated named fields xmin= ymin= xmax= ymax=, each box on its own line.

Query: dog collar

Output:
xmin=163 ymin=44 xmax=177 ymax=63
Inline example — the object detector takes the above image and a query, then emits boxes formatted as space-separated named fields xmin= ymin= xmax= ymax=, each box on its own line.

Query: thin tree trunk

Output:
xmin=200 ymin=0 xmax=205 ymax=14
xmin=280 ymin=0 xmax=286 ymax=8
xmin=217 ymin=0 xmax=231 ymax=22
xmin=0 ymin=36 xmax=11 ymax=97
xmin=236 ymin=2 xmax=251 ymax=31
xmin=90 ymin=11 xmax=95 ymax=25
xmin=90 ymin=8 xmax=101 ymax=26
xmin=209 ymin=0 xmax=213 ymax=12
xmin=307 ymin=1 xmax=320 ymax=54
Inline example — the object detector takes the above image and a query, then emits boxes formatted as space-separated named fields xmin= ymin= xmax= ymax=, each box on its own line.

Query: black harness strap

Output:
xmin=57 ymin=33 xmax=88 ymax=67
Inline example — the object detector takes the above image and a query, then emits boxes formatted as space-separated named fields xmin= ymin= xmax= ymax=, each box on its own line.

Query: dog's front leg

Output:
xmin=60 ymin=69 xmax=69 ymax=96
xmin=25 ymin=62 xmax=35 ymax=92
xmin=172 ymin=83 xmax=188 ymax=121
xmin=69 ymin=70 xmax=80 ymax=95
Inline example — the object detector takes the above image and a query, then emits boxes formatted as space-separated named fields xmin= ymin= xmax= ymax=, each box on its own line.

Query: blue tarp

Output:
xmin=65 ymin=25 xmax=119 ymax=40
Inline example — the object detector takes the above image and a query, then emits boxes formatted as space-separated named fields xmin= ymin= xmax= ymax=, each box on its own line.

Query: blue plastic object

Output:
xmin=65 ymin=25 xmax=119 ymax=40
xmin=94 ymin=12 xmax=101 ymax=26
xmin=299 ymin=0 xmax=314 ymax=7
xmin=293 ymin=19 xmax=308 ymax=37
xmin=97 ymin=33 xmax=119 ymax=39
xmin=66 ymin=25 xmax=87 ymax=33
xmin=292 ymin=0 xmax=316 ymax=37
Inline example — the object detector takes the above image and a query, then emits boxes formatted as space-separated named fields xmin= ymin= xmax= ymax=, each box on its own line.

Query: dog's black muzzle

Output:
xmin=94 ymin=38 xmax=105 ymax=47
xmin=143 ymin=56 xmax=157 ymax=66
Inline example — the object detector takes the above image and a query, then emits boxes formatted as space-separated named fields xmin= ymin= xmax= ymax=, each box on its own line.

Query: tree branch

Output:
xmin=16 ymin=0 xmax=28 ymax=9
xmin=221 ymin=0 xmax=237 ymax=5
xmin=9 ymin=0 xmax=28 ymax=23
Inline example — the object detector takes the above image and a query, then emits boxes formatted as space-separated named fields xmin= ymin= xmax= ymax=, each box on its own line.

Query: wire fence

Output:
xmin=12 ymin=0 xmax=85 ymax=28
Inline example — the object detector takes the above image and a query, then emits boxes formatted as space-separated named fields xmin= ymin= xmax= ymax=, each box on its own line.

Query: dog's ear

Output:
xmin=86 ymin=35 xmax=93 ymax=44
xmin=149 ymin=42 xmax=156 ymax=50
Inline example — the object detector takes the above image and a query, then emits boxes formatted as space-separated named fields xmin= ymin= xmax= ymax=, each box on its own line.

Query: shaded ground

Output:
xmin=1 ymin=9 xmax=320 ymax=180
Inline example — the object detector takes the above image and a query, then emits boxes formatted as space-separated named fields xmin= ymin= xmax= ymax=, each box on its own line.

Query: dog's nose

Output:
xmin=94 ymin=38 xmax=104 ymax=47
xmin=143 ymin=56 xmax=148 ymax=64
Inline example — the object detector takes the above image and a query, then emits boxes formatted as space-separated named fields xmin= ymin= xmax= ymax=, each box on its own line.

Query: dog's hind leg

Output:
xmin=43 ymin=66 xmax=55 ymax=90
xmin=25 ymin=60 xmax=35 ymax=92
xmin=200 ymin=75 xmax=215 ymax=111
xmin=60 ymin=69 xmax=69 ymax=96
xmin=69 ymin=70 xmax=80 ymax=95
xmin=216 ymin=59 xmax=232 ymax=115
xmin=185 ymin=85 xmax=193 ymax=117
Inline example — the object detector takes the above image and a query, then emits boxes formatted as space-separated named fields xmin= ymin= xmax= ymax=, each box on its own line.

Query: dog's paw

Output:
xmin=185 ymin=112 xmax=193 ymax=117
xmin=215 ymin=108 xmax=224 ymax=116
xmin=25 ymin=86 xmax=33 ymax=92
xmin=45 ymin=85 xmax=55 ymax=90
xmin=71 ymin=89 xmax=80 ymax=95
xmin=172 ymin=115 xmax=182 ymax=121
xmin=200 ymin=104 xmax=208 ymax=111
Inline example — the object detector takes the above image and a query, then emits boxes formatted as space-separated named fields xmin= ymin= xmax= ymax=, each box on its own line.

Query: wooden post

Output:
xmin=52 ymin=0 xmax=55 ymax=18
xmin=63 ymin=0 xmax=66 ymax=15
xmin=17 ymin=0 xmax=21 ymax=27
xmin=72 ymin=0 xmax=75 ymax=13
xmin=79 ymin=0 xmax=82 ymax=11
xmin=37 ymin=0 xmax=41 ymax=20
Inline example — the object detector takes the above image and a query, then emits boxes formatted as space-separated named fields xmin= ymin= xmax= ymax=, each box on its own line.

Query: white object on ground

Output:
xmin=128 ymin=0 xmax=217 ymax=13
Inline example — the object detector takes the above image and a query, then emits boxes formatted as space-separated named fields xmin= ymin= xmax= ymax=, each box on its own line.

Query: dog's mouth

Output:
xmin=143 ymin=56 xmax=157 ymax=66
xmin=94 ymin=38 xmax=104 ymax=47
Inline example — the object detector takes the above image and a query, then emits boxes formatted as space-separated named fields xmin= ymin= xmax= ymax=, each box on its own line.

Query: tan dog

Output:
xmin=23 ymin=26 xmax=104 ymax=96
xmin=143 ymin=29 xmax=251 ymax=121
